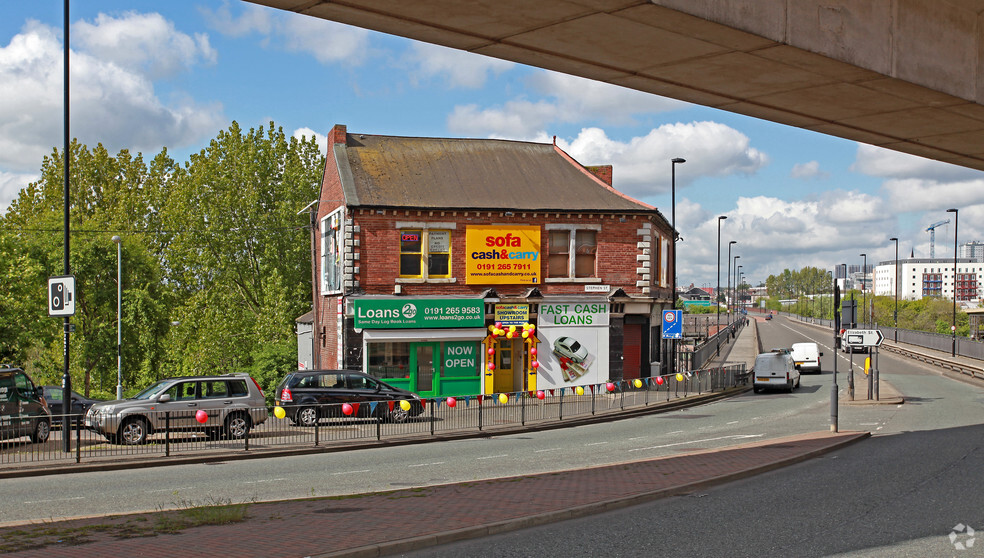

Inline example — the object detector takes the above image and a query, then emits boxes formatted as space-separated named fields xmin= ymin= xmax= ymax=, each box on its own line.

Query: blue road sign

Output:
xmin=662 ymin=309 xmax=682 ymax=339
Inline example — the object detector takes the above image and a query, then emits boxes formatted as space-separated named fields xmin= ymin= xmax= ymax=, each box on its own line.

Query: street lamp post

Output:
xmin=716 ymin=216 xmax=727 ymax=352
xmin=671 ymin=157 xmax=686 ymax=377
xmin=890 ymin=237 xmax=899 ymax=342
xmin=112 ymin=235 xmax=122 ymax=400
xmin=736 ymin=265 xmax=743 ymax=321
xmin=732 ymin=255 xmax=740 ymax=321
xmin=726 ymin=239 xmax=736 ymax=325
xmin=859 ymin=253 xmax=867 ymax=327
xmin=948 ymin=208 xmax=959 ymax=356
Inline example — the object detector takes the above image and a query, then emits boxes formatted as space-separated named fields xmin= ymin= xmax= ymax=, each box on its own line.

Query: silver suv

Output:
xmin=85 ymin=374 xmax=268 ymax=445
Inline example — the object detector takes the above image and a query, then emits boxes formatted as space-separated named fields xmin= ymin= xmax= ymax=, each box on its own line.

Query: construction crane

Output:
xmin=926 ymin=219 xmax=950 ymax=258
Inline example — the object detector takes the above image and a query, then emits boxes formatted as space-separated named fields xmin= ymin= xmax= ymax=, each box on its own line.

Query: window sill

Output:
xmin=396 ymin=277 xmax=457 ymax=284
xmin=544 ymin=277 xmax=602 ymax=283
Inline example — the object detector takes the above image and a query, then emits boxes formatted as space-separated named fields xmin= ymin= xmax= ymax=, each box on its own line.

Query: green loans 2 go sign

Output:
xmin=354 ymin=299 xmax=484 ymax=329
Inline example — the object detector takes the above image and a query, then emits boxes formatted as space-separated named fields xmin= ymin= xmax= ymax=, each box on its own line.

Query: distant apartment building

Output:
xmin=958 ymin=241 xmax=984 ymax=262
xmin=873 ymin=258 xmax=982 ymax=301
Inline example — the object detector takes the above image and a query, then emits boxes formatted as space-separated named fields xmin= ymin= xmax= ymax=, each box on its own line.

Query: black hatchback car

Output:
xmin=42 ymin=386 xmax=103 ymax=426
xmin=0 ymin=365 xmax=51 ymax=443
xmin=274 ymin=370 xmax=424 ymax=425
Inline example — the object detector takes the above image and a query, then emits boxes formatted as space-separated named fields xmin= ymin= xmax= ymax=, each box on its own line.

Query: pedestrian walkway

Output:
xmin=0 ymin=430 xmax=868 ymax=558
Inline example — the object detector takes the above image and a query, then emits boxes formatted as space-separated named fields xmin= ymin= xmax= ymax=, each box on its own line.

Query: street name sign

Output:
xmin=843 ymin=329 xmax=883 ymax=347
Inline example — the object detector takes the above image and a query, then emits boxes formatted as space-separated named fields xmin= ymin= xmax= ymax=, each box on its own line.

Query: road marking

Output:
xmin=243 ymin=478 xmax=287 ymax=484
xmin=629 ymin=434 xmax=764 ymax=453
xmin=331 ymin=469 xmax=371 ymax=476
xmin=148 ymin=487 xmax=194 ymax=493
xmin=534 ymin=447 xmax=561 ymax=453
xmin=477 ymin=454 xmax=508 ymax=460
xmin=407 ymin=462 xmax=445 ymax=468
xmin=667 ymin=430 xmax=684 ymax=435
xmin=726 ymin=421 xmax=739 ymax=425
xmin=23 ymin=496 xmax=85 ymax=504
xmin=584 ymin=441 xmax=608 ymax=446
xmin=858 ymin=422 xmax=881 ymax=426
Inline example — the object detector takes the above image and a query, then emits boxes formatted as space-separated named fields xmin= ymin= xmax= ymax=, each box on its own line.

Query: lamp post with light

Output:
xmin=726 ymin=239 xmax=736 ymax=324
xmin=670 ymin=157 xmax=685 ymax=377
xmin=948 ymin=208 xmax=959 ymax=356
xmin=860 ymin=253 xmax=867 ymax=327
xmin=112 ymin=235 xmax=123 ymax=400
xmin=716 ymin=216 xmax=727 ymax=353
xmin=890 ymin=237 xmax=899 ymax=342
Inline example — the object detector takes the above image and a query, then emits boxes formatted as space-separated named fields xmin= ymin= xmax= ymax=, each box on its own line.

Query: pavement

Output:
xmin=0 ymin=321 xmax=874 ymax=557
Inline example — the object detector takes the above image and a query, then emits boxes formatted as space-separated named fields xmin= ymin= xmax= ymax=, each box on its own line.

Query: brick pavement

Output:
xmin=0 ymin=430 xmax=867 ymax=558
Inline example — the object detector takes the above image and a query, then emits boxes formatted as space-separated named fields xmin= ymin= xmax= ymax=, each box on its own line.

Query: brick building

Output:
xmin=307 ymin=125 xmax=675 ymax=398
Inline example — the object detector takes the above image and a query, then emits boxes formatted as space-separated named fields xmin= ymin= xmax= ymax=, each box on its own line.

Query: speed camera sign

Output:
xmin=48 ymin=275 xmax=76 ymax=317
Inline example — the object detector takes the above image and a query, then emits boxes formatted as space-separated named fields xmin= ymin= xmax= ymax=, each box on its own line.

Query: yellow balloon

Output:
xmin=633 ymin=379 xmax=643 ymax=388
xmin=400 ymin=400 xmax=411 ymax=411
xmin=273 ymin=406 xmax=286 ymax=419
xmin=509 ymin=325 xmax=516 ymax=332
xmin=498 ymin=393 xmax=508 ymax=404
xmin=676 ymin=373 xmax=684 ymax=382
xmin=575 ymin=386 xmax=584 ymax=395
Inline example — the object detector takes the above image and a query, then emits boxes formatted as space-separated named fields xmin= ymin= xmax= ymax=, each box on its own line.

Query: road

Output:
xmin=404 ymin=316 xmax=984 ymax=557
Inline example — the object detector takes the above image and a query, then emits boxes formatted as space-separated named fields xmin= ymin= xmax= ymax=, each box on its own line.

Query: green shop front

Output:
xmin=353 ymin=298 xmax=486 ymax=398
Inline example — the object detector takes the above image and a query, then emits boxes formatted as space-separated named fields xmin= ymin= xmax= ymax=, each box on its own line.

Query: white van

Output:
xmin=753 ymin=350 xmax=799 ymax=393
xmin=790 ymin=342 xmax=823 ymax=374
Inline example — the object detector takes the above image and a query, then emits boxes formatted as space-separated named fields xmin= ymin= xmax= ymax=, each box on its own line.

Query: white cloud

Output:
xmin=202 ymin=1 xmax=369 ymax=65
xmin=556 ymin=124 xmax=768 ymax=198
xmin=0 ymin=18 xmax=224 ymax=211
xmin=883 ymin=177 xmax=984 ymax=213
xmin=791 ymin=160 xmax=828 ymax=180
xmin=293 ymin=127 xmax=327 ymax=154
xmin=0 ymin=171 xmax=37 ymax=216
xmin=407 ymin=43 xmax=513 ymax=89
xmin=852 ymin=143 xmax=978 ymax=181
xmin=74 ymin=12 xmax=216 ymax=80
xmin=448 ymin=69 xmax=687 ymax=137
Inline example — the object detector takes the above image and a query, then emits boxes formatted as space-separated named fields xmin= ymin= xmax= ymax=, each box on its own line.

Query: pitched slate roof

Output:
xmin=334 ymin=133 xmax=656 ymax=213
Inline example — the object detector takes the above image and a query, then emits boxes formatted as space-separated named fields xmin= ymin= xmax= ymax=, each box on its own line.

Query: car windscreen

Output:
xmin=132 ymin=380 xmax=171 ymax=400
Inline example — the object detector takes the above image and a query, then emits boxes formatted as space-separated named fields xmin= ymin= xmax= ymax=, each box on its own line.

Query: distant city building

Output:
xmin=835 ymin=264 xmax=847 ymax=279
xmin=873 ymin=258 xmax=982 ymax=302
xmin=958 ymin=241 xmax=984 ymax=262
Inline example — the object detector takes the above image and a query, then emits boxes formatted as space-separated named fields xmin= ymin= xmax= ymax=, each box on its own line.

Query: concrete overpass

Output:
xmin=250 ymin=0 xmax=984 ymax=172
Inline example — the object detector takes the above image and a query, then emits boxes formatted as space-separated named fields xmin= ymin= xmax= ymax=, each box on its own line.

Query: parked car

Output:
xmin=753 ymin=350 xmax=800 ymax=393
xmin=790 ymin=342 xmax=823 ymax=374
xmin=274 ymin=369 xmax=424 ymax=425
xmin=0 ymin=365 xmax=51 ymax=443
xmin=42 ymin=386 xmax=103 ymax=426
xmin=85 ymin=374 xmax=268 ymax=445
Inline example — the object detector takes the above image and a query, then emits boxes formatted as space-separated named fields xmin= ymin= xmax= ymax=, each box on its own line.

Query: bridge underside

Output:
xmin=251 ymin=0 xmax=984 ymax=172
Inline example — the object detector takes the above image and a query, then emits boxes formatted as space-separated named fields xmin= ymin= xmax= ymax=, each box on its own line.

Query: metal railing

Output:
xmin=0 ymin=365 xmax=747 ymax=468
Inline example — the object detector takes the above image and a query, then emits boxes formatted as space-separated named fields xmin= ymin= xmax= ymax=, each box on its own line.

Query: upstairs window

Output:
xmin=546 ymin=225 xmax=599 ymax=280
xmin=400 ymin=229 xmax=452 ymax=279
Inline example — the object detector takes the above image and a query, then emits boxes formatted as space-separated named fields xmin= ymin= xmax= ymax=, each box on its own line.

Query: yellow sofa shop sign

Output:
xmin=465 ymin=225 xmax=540 ymax=284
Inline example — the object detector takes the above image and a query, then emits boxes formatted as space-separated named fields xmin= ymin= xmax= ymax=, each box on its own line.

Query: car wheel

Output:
xmin=30 ymin=418 xmax=50 ymax=443
xmin=225 ymin=413 xmax=252 ymax=439
xmin=296 ymin=406 xmax=318 ymax=427
xmin=796 ymin=376 xmax=801 ymax=388
xmin=119 ymin=417 xmax=149 ymax=445
xmin=752 ymin=386 xmax=761 ymax=393
xmin=388 ymin=408 xmax=411 ymax=423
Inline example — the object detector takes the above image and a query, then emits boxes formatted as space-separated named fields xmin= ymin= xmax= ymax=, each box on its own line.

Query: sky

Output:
xmin=3 ymin=1 xmax=984 ymax=289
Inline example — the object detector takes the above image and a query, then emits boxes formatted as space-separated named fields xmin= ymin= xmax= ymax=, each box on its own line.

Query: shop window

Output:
xmin=546 ymin=225 xmax=600 ymax=280
xmin=399 ymin=228 xmax=452 ymax=279
xmin=367 ymin=342 xmax=411 ymax=380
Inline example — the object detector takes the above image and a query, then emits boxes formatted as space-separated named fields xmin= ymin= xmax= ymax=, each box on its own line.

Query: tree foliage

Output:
xmin=0 ymin=122 xmax=324 ymax=398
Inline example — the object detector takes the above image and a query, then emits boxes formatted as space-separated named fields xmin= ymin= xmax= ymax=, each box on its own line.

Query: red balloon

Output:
xmin=487 ymin=348 xmax=495 ymax=355
xmin=606 ymin=382 xmax=615 ymax=392
xmin=341 ymin=403 xmax=353 ymax=416
xmin=446 ymin=397 xmax=457 ymax=408
xmin=655 ymin=376 xmax=665 ymax=385
xmin=495 ymin=321 xmax=502 ymax=328
xmin=536 ymin=390 xmax=545 ymax=400
xmin=195 ymin=409 xmax=208 ymax=424
xmin=530 ymin=348 xmax=537 ymax=356
xmin=531 ymin=360 xmax=539 ymax=368
xmin=487 ymin=362 xmax=495 ymax=370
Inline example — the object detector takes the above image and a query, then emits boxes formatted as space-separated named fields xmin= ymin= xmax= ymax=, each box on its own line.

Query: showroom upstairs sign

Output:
xmin=354 ymin=299 xmax=484 ymax=329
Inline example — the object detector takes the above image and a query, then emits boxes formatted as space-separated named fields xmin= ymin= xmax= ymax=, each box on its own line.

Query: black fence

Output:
xmin=0 ymin=365 xmax=747 ymax=469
